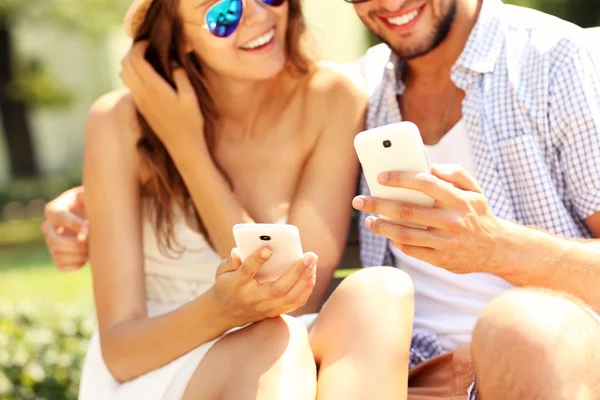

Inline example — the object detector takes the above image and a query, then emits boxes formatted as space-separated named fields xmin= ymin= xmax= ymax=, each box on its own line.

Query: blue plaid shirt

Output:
xmin=358 ymin=0 xmax=600 ymax=367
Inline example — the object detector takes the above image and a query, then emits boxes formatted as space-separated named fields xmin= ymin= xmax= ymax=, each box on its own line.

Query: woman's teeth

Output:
xmin=240 ymin=28 xmax=275 ymax=50
xmin=387 ymin=9 xmax=419 ymax=26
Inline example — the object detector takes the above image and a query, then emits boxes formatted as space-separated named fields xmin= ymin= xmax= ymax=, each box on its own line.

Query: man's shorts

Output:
xmin=408 ymin=343 xmax=474 ymax=400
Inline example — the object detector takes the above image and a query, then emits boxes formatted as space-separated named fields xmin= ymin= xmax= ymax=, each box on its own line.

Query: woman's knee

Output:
xmin=335 ymin=266 xmax=414 ymax=306
xmin=277 ymin=315 xmax=314 ymax=361
xmin=244 ymin=317 xmax=316 ymax=395
xmin=182 ymin=316 xmax=315 ymax=400
xmin=310 ymin=268 xmax=413 ymax=370
xmin=245 ymin=315 xmax=312 ymax=358
xmin=316 ymin=267 xmax=413 ymax=347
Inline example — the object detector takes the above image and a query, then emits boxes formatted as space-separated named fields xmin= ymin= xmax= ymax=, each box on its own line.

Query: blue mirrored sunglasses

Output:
xmin=204 ymin=0 xmax=285 ymax=38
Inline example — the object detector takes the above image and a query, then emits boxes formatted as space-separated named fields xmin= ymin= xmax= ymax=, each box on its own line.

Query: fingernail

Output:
xmin=378 ymin=172 xmax=388 ymax=183
xmin=230 ymin=248 xmax=242 ymax=265
xmin=365 ymin=217 xmax=374 ymax=229
xmin=260 ymin=247 xmax=272 ymax=260
xmin=432 ymin=164 xmax=450 ymax=173
xmin=78 ymin=222 xmax=89 ymax=241
xmin=303 ymin=253 xmax=317 ymax=268
xmin=352 ymin=196 xmax=365 ymax=209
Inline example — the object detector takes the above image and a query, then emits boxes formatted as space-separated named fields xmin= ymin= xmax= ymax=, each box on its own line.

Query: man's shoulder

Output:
xmin=363 ymin=43 xmax=393 ymax=60
xmin=499 ymin=4 xmax=593 ymax=67
xmin=361 ymin=43 xmax=393 ymax=72
xmin=358 ymin=44 xmax=394 ymax=97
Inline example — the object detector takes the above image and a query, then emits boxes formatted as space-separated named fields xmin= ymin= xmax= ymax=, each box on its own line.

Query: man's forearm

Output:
xmin=493 ymin=219 xmax=600 ymax=312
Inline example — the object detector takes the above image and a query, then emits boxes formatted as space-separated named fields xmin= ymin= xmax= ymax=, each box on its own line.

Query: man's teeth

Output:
xmin=241 ymin=29 xmax=275 ymax=50
xmin=387 ymin=10 xmax=419 ymax=26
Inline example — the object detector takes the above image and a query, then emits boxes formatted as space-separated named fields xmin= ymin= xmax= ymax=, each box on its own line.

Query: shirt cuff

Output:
xmin=574 ymin=186 xmax=600 ymax=220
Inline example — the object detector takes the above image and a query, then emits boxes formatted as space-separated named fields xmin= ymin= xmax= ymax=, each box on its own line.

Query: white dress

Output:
xmin=78 ymin=205 xmax=317 ymax=400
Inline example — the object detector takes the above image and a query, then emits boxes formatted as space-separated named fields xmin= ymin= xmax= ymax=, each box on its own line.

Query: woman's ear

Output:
xmin=181 ymin=33 xmax=194 ymax=53
xmin=183 ymin=41 xmax=194 ymax=53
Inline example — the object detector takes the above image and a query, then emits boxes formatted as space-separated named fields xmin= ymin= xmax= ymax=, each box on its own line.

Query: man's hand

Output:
xmin=352 ymin=164 xmax=506 ymax=274
xmin=41 ymin=186 xmax=90 ymax=272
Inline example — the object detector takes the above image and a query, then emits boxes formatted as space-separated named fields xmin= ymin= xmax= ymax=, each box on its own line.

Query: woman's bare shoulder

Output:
xmin=304 ymin=64 xmax=368 ymax=131
xmin=84 ymin=88 xmax=144 ymax=177
xmin=86 ymin=88 xmax=142 ymax=146
xmin=307 ymin=63 xmax=367 ymax=98
xmin=315 ymin=59 xmax=367 ymax=93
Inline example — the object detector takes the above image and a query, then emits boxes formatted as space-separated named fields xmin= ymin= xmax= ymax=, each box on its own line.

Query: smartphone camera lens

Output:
xmin=383 ymin=140 xmax=392 ymax=148
xmin=259 ymin=235 xmax=271 ymax=241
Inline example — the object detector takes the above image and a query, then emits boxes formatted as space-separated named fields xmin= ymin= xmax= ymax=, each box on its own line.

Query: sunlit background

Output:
xmin=0 ymin=0 xmax=598 ymax=398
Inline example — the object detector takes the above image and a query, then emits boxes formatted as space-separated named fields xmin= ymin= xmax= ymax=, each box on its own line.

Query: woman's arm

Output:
xmin=287 ymin=68 xmax=368 ymax=314
xmin=83 ymin=91 xmax=239 ymax=382
xmin=164 ymin=139 xmax=253 ymax=256
xmin=120 ymin=43 xmax=254 ymax=258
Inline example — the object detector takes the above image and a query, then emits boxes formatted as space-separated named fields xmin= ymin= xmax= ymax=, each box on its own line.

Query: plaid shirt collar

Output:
xmin=390 ymin=0 xmax=508 ymax=96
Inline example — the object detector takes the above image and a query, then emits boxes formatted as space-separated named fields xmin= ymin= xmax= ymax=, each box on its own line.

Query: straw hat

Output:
xmin=124 ymin=0 xmax=155 ymax=38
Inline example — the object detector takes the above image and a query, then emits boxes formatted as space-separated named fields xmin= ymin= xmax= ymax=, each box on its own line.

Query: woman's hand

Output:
xmin=213 ymin=248 xmax=318 ymax=325
xmin=41 ymin=186 xmax=89 ymax=272
xmin=119 ymin=41 xmax=205 ymax=148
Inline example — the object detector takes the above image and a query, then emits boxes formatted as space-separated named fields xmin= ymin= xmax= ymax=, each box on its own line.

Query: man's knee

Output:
xmin=473 ymin=288 xmax=600 ymax=350
xmin=472 ymin=288 xmax=600 ymax=399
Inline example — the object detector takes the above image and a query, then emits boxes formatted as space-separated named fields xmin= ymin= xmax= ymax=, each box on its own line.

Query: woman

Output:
xmin=43 ymin=0 xmax=415 ymax=398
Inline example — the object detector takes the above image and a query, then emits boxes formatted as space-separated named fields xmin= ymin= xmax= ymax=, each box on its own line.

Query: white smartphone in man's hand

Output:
xmin=233 ymin=223 xmax=304 ymax=283
xmin=354 ymin=122 xmax=435 ymax=227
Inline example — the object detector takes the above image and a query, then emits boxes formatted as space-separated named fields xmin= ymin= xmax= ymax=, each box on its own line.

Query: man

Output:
xmin=347 ymin=0 xmax=600 ymax=398
xmin=44 ymin=0 xmax=600 ymax=398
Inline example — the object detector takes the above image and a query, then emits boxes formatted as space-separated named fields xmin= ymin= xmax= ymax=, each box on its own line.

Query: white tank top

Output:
xmin=390 ymin=120 xmax=514 ymax=351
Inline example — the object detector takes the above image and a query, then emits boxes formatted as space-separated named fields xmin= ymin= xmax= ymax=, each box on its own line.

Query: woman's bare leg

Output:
xmin=182 ymin=315 xmax=317 ymax=400
xmin=309 ymin=267 xmax=414 ymax=400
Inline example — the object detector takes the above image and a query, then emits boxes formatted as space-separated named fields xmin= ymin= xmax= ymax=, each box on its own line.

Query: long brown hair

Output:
xmin=133 ymin=0 xmax=313 ymax=253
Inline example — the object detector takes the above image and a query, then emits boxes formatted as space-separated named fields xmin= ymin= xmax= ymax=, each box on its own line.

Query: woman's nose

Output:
xmin=242 ymin=0 xmax=270 ymax=27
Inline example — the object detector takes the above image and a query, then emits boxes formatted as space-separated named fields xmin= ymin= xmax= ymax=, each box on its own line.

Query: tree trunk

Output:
xmin=0 ymin=15 xmax=38 ymax=177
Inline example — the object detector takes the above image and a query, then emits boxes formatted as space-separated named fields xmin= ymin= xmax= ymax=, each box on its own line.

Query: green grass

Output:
xmin=0 ymin=218 xmax=47 ymax=246
xmin=0 ymin=239 xmax=92 ymax=304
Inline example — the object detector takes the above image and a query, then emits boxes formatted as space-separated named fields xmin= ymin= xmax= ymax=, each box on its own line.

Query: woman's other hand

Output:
xmin=213 ymin=248 xmax=318 ymax=325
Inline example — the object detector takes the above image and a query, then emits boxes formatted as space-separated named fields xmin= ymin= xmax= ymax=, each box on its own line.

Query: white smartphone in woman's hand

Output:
xmin=354 ymin=122 xmax=435 ymax=228
xmin=233 ymin=223 xmax=304 ymax=283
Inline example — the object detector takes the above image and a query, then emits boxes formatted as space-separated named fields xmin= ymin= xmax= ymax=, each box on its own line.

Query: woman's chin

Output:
xmin=244 ymin=57 xmax=287 ymax=81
